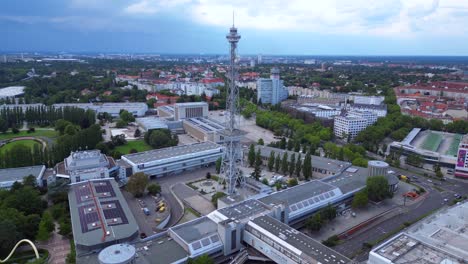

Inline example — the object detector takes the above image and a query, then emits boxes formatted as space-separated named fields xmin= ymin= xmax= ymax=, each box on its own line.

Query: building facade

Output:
xmin=55 ymin=150 xmax=119 ymax=183
xmin=0 ymin=165 xmax=46 ymax=189
xmin=257 ymin=68 xmax=288 ymax=105
xmin=334 ymin=110 xmax=378 ymax=140
xmin=121 ymin=142 xmax=223 ymax=177
xmin=455 ymin=135 xmax=468 ymax=178
xmin=174 ymin=102 xmax=209 ymax=121
xmin=334 ymin=115 xmax=367 ymax=140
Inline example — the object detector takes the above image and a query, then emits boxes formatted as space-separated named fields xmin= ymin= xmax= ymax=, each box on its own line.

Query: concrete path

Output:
xmin=37 ymin=223 xmax=71 ymax=264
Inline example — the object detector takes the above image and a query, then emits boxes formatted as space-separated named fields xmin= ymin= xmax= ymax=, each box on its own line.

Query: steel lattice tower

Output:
xmin=219 ymin=20 xmax=245 ymax=195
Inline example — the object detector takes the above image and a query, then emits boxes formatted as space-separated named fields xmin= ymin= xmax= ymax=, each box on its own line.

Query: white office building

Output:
xmin=257 ymin=68 xmax=288 ymax=105
xmin=334 ymin=110 xmax=377 ymax=140
xmin=334 ymin=115 xmax=367 ymax=140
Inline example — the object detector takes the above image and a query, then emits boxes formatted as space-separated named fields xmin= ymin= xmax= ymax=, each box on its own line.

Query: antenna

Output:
xmin=232 ymin=10 xmax=235 ymax=27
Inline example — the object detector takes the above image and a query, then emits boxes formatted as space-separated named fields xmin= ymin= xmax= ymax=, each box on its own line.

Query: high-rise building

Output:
xmin=257 ymin=54 xmax=262 ymax=64
xmin=455 ymin=135 xmax=468 ymax=178
xmin=257 ymin=68 xmax=288 ymax=105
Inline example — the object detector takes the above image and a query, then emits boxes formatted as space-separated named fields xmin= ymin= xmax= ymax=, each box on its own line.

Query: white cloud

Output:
xmin=122 ymin=0 xmax=468 ymax=37
xmin=124 ymin=0 xmax=191 ymax=15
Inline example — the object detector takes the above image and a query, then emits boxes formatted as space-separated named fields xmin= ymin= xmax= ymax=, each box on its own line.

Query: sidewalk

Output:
xmin=36 ymin=223 xmax=71 ymax=264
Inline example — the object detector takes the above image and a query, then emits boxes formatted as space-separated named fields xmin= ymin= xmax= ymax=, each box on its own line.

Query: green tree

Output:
xmin=0 ymin=220 xmax=20 ymax=256
xmin=303 ymin=152 xmax=312 ymax=180
xmin=295 ymin=154 xmax=302 ymax=178
xmin=252 ymin=149 xmax=262 ymax=180
xmin=352 ymin=189 xmax=369 ymax=208
xmin=119 ymin=110 xmax=135 ymax=123
xmin=215 ymin=157 xmax=222 ymax=173
xmin=0 ymin=118 xmax=7 ymax=133
xmin=366 ymin=176 xmax=391 ymax=202
xmin=267 ymin=151 xmax=275 ymax=171
xmin=320 ymin=204 xmax=337 ymax=221
xmin=134 ymin=128 xmax=142 ymax=138
xmin=211 ymin=192 xmax=227 ymax=206
xmin=275 ymin=153 xmax=281 ymax=172
xmin=147 ymin=183 xmax=161 ymax=196
xmin=281 ymin=152 xmax=289 ymax=175
xmin=306 ymin=213 xmax=322 ymax=232
xmin=248 ymin=144 xmax=256 ymax=167
xmin=188 ymin=254 xmax=214 ymax=264
xmin=289 ymin=153 xmax=296 ymax=176
xmin=288 ymin=178 xmax=298 ymax=187
xmin=126 ymin=172 xmax=149 ymax=197
xmin=287 ymin=139 xmax=294 ymax=150
xmin=36 ymin=211 xmax=54 ymax=241
xmin=257 ymin=138 xmax=264 ymax=145
xmin=64 ymin=124 xmax=78 ymax=135
xmin=23 ymin=174 xmax=37 ymax=188
xmin=59 ymin=217 xmax=72 ymax=236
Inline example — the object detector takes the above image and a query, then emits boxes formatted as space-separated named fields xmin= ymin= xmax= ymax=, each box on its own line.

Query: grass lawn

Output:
xmin=114 ymin=140 xmax=153 ymax=154
xmin=0 ymin=139 xmax=42 ymax=153
xmin=0 ymin=129 xmax=58 ymax=141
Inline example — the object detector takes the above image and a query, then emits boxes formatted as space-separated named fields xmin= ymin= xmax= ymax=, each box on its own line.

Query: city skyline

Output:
xmin=2 ymin=0 xmax=468 ymax=55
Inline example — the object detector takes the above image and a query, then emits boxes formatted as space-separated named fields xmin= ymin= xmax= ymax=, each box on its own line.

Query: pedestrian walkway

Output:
xmin=37 ymin=223 xmax=71 ymax=264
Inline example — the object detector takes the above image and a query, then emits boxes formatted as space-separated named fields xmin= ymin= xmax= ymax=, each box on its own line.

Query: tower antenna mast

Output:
xmin=219 ymin=14 xmax=245 ymax=195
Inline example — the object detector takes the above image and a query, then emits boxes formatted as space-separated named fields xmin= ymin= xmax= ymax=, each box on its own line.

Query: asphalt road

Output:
xmin=151 ymin=166 xmax=216 ymax=227
xmin=334 ymin=167 xmax=468 ymax=262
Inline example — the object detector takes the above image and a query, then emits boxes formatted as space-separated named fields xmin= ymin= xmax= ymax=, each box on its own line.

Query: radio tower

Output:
xmin=219 ymin=15 xmax=245 ymax=195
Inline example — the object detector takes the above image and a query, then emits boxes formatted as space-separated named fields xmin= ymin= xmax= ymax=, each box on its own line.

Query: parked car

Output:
xmin=143 ymin=208 xmax=150 ymax=216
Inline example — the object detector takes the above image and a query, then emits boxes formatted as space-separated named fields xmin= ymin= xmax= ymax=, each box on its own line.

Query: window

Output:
xmin=231 ymin=230 xmax=237 ymax=250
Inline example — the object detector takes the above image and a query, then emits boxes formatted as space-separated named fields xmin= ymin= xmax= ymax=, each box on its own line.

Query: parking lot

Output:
xmin=122 ymin=190 xmax=170 ymax=236
xmin=208 ymin=110 xmax=276 ymax=144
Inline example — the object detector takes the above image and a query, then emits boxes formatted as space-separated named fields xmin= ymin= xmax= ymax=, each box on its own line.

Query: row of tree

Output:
xmin=0 ymin=142 xmax=49 ymax=169
xmin=247 ymin=144 xmax=313 ymax=181
xmin=0 ymin=106 xmax=95 ymax=131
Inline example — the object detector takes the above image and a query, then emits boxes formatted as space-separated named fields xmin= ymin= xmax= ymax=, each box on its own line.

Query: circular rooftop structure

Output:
xmin=98 ymin=244 xmax=136 ymax=264
xmin=368 ymin=160 xmax=390 ymax=177
xmin=368 ymin=160 xmax=390 ymax=168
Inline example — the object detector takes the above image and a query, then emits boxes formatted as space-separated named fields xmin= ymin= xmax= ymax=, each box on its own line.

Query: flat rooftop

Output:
xmin=76 ymin=235 xmax=188 ymax=264
xmin=260 ymin=180 xmax=338 ymax=207
xmin=371 ymin=201 xmax=468 ymax=263
xmin=250 ymin=215 xmax=351 ymax=264
xmin=322 ymin=167 xmax=369 ymax=194
xmin=169 ymin=216 xmax=218 ymax=244
xmin=214 ymin=199 xmax=273 ymax=223
xmin=122 ymin=141 xmax=222 ymax=165
xmin=185 ymin=117 xmax=225 ymax=132
xmin=0 ymin=86 xmax=25 ymax=97
xmin=371 ymin=233 xmax=463 ymax=264
xmin=0 ymin=165 xmax=45 ymax=183
xmin=68 ymin=179 xmax=139 ymax=249
xmin=136 ymin=116 xmax=168 ymax=130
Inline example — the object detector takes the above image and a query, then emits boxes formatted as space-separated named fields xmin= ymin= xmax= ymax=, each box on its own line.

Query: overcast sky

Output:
xmin=2 ymin=0 xmax=468 ymax=55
